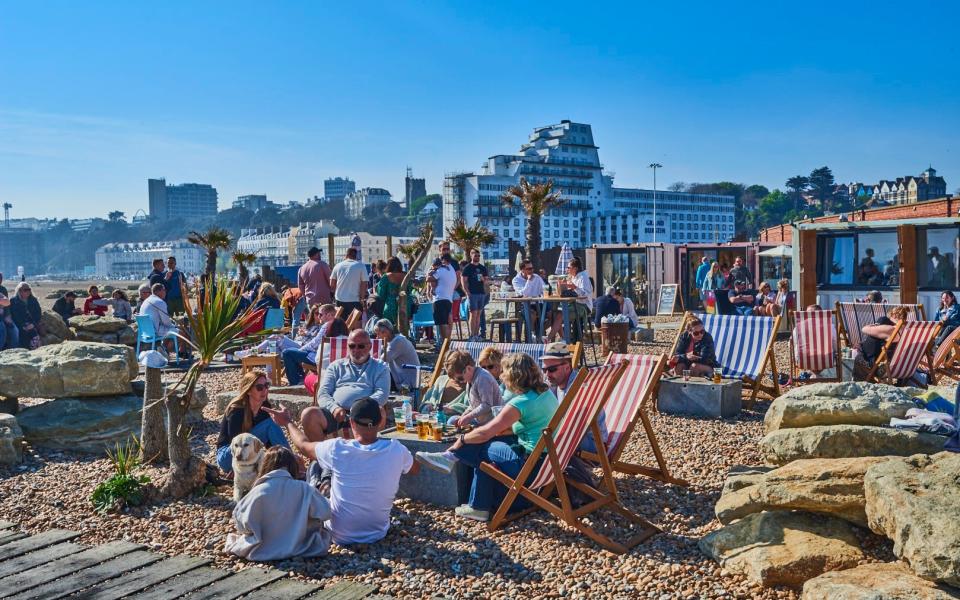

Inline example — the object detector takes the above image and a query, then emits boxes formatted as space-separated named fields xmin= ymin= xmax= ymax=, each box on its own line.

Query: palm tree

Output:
xmin=785 ymin=175 xmax=810 ymax=212
xmin=397 ymin=222 xmax=434 ymax=334
xmin=230 ymin=250 xmax=258 ymax=287
xmin=187 ymin=227 xmax=232 ymax=283
xmin=445 ymin=218 xmax=497 ymax=255
xmin=500 ymin=177 xmax=566 ymax=270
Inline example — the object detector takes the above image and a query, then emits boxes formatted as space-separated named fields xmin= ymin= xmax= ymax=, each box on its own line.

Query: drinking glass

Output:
xmin=393 ymin=408 xmax=406 ymax=433
xmin=682 ymin=370 xmax=691 ymax=381
xmin=713 ymin=368 xmax=723 ymax=383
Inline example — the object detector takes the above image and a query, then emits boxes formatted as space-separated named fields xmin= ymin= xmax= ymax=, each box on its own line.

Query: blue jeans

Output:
xmin=216 ymin=417 xmax=289 ymax=472
xmin=292 ymin=297 xmax=307 ymax=329
xmin=282 ymin=348 xmax=314 ymax=385
xmin=453 ymin=435 xmax=544 ymax=512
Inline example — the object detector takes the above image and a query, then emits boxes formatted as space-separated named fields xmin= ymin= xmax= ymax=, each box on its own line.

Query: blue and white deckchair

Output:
xmin=426 ymin=339 xmax=583 ymax=391
xmin=673 ymin=312 xmax=782 ymax=407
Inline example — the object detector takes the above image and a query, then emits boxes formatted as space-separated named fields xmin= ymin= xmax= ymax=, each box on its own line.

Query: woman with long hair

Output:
xmin=376 ymin=256 xmax=413 ymax=327
xmin=701 ymin=261 xmax=723 ymax=292
xmin=9 ymin=282 xmax=42 ymax=349
xmin=254 ymin=283 xmax=281 ymax=312
xmin=753 ymin=281 xmax=780 ymax=317
xmin=415 ymin=352 xmax=559 ymax=523
xmin=935 ymin=290 xmax=960 ymax=347
xmin=215 ymin=369 xmax=289 ymax=473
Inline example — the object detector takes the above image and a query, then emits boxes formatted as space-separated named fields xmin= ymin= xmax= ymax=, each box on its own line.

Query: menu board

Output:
xmin=656 ymin=283 xmax=681 ymax=315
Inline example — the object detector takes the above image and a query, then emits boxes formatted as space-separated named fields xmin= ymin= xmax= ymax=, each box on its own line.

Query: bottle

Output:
xmin=403 ymin=398 xmax=414 ymax=431
xmin=436 ymin=409 xmax=447 ymax=433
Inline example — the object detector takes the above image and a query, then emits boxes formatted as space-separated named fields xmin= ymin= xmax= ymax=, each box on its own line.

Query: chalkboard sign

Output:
xmin=656 ymin=283 xmax=682 ymax=315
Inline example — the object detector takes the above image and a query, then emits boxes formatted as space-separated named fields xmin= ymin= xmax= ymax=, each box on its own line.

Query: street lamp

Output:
xmin=648 ymin=163 xmax=662 ymax=243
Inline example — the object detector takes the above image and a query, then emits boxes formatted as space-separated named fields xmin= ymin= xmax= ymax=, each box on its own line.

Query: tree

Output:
xmin=445 ymin=218 xmax=497 ymax=254
xmin=808 ymin=166 xmax=836 ymax=211
xmin=139 ymin=363 xmax=166 ymax=464
xmin=409 ymin=193 xmax=441 ymax=217
xmin=500 ymin=177 xmax=566 ymax=270
xmin=230 ymin=250 xmax=257 ymax=286
xmin=785 ymin=175 xmax=810 ymax=212
xmin=667 ymin=182 xmax=686 ymax=192
xmin=187 ymin=227 xmax=232 ymax=282
xmin=397 ymin=222 xmax=434 ymax=334
xmin=108 ymin=211 xmax=125 ymax=222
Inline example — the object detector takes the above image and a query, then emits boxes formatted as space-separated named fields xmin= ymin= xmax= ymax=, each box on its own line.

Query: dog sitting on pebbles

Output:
xmin=230 ymin=433 xmax=264 ymax=501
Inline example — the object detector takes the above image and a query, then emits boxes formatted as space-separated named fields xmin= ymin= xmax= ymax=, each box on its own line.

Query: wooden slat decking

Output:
xmin=0 ymin=526 xmax=390 ymax=599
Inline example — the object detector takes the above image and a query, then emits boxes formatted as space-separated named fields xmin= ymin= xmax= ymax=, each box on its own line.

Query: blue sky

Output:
xmin=1 ymin=1 xmax=958 ymax=219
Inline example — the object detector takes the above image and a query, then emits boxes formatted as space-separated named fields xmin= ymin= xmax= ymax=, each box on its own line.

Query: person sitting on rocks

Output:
xmin=9 ymin=282 xmax=42 ymax=349
xmin=83 ymin=285 xmax=108 ymax=316
xmin=52 ymin=291 xmax=81 ymax=325
xmin=224 ymin=446 xmax=332 ymax=561
xmin=93 ymin=289 xmax=133 ymax=322
xmin=0 ymin=288 xmax=15 ymax=350
xmin=301 ymin=329 xmax=390 ymax=440
xmin=264 ymin=397 xmax=417 ymax=545
xmin=215 ymin=370 xmax=290 ymax=474
xmin=672 ymin=317 xmax=720 ymax=377
xmin=442 ymin=350 xmax=504 ymax=428
xmin=133 ymin=284 xmax=151 ymax=315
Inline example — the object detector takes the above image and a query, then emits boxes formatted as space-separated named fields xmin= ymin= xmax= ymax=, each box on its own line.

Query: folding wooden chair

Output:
xmin=345 ymin=309 xmax=362 ymax=331
xmin=580 ymin=353 xmax=686 ymax=486
xmin=865 ymin=320 xmax=941 ymax=386
xmin=790 ymin=309 xmax=841 ymax=384
xmin=672 ymin=312 xmax=781 ymax=408
xmin=932 ymin=326 xmax=960 ymax=381
xmin=835 ymin=302 xmax=925 ymax=349
xmin=479 ymin=363 xmax=660 ymax=553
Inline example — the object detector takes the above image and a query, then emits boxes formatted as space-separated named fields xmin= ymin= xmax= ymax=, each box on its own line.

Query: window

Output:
xmin=856 ymin=231 xmax=898 ymax=286
xmin=820 ymin=235 xmax=855 ymax=285
xmin=917 ymin=226 xmax=960 ymax=289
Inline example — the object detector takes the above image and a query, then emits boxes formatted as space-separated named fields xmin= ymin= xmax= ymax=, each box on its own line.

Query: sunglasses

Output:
xmin=348 ymin=343 xmax=368 ymax=349
xmin=544 ymin=364 xmax=563 ymax=373
xmin=691 ymin=329 xmax=705 ymax=336
xmin=253 ymin=383 xmax=270 ymax=392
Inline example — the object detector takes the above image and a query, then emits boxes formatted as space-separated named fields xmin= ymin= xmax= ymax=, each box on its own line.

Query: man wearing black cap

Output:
xmin=265 ymin=397 xmax=418 ymax=545
xmin=727 ymin=279 xmax=756 ymax=317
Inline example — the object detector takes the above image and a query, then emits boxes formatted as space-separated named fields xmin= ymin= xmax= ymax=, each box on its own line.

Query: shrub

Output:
xmin=90 ymin=437 xmax=150 ymax=514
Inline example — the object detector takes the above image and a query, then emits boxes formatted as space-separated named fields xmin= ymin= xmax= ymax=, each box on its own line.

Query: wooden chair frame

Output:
xmin=479 ymin=363 xmax=659 ymax=554
xmin=789 ymin=309 xmax=842 ymax=385
xmin=835 ymin=301 xmax=926 ymax=349
xmin=580 ymin=353 xmax=687 ymax=486
xmin=865 ymin=320 xmax=941 ymax=386
xmin=671 ymin=312 xmax=781 ymax=408
xmin=344 ymin=308 xmax=362 ymax=331
xmin=932 ymin=326 xmax=960 ymax=381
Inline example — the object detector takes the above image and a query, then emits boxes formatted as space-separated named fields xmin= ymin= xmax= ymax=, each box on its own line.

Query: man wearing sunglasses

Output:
xmin=302 ymin=330 xmax=390 ymax=441
xmin=540 ymin=342 xmax=607 ymax=453
xmin=671 ymin=317 xmax=719 ymax=377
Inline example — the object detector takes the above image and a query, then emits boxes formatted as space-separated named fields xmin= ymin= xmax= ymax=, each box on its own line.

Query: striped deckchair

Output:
xmin=426 ymin=339 xmax=583 ymax=391
xmin=580 ymin=353 xmax=686 ymax=486
xmin=480 ymin=362 xmax=659 ymax=553
xmin=932 ymin=326 xmax=960 ymax=381
xmin=672 ymin=312 xmax=781 ymax=407
xmin=304 ymin=336 xmax=384 ymax=396
xmin=790 ymin=309 xmax=841 ymax=384
xmin=835 ymin=302 xmax=925 ymax=350
xmin=866 ymin=320 xmax=941 ymax=386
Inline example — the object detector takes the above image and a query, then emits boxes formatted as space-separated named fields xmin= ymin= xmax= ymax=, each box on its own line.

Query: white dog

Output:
xmin=230 ymin=433 xmax=264 ymax=502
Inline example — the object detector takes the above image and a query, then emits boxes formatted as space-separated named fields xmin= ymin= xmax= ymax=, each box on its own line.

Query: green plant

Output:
xmin=91 ymin=437 xmax=150 ymax=513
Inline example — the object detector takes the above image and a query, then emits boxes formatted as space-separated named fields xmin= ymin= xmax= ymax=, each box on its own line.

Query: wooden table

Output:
xmin=240 ymin=354 xmax=283 ymax=385
xmin=502 ymin=295 xmax=586 ymax=342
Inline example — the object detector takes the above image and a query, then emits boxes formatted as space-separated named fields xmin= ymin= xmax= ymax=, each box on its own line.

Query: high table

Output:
xmin=501 ymin=295 xmax=587 ymax=343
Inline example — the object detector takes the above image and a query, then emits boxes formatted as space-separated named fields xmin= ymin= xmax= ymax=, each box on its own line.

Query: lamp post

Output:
xmin=648 ymin=163 xmax=662 ymax=243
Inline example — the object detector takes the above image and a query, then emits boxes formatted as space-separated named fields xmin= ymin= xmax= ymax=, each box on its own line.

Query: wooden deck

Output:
xmin=0 ymin=521 xmax=390 ymax=600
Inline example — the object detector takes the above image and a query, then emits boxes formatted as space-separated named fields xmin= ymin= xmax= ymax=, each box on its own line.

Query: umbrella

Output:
xmin=350 ymin=233 xmax=362 ymax=263
xmin=556 ymin=243 xmax=573 ymax=275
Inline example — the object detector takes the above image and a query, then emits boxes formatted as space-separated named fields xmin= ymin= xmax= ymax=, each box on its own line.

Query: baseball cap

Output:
xmin=349 ymin=398 xmax=382 ymax=427
xmin=540 ymin=342 xmax=572 ymax=364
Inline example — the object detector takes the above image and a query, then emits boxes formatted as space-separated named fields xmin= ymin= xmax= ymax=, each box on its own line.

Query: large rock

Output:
xmin=0 ymin=414 xmax=23 ymax=464
xmin=0 ymin=342 xmax=137 ymax=398
xmin=765 ymin=382 xmax=916 ymax=433
xmin=760 ymin=425 xmax=947 ymax=465
xmin=68 ymin=315 xmax=128 ymax=334
xmin=699 ymin=510 xmax=865 ymax=589
xmin=717 ymin=457 xmax=893 ymax=527
xmin=721 ymin=464 xmax=774 ymax=496
xmin=16 ymin=395 xmax=141 ymax=453
xmin=801 ymin=562 xmax=960 ymax=600
xmin=40 ymin=310 xmax=74 ymax=342
xmin=865 ymin=453 xmax=960 ymax=586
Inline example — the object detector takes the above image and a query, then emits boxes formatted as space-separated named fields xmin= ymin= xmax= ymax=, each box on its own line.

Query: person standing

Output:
xmin=695 ymin=256 xmax=711 ymax=303
xmin=427 ymin=254 xmax=457 ymax=350
xmin=330 ymin=248 xmax=367 ymax=316
xmin=461 ymin=249 xmax=489 ymax=341
xmin=164 ymin=256 xmax=186 ymax=315
xmin=728 ymin=256 xmax=753 ymax=288
xmin=297 ymin=247 xmax=333 ymax=308
xmin=147 ymin=259 xmax=166 ymax=288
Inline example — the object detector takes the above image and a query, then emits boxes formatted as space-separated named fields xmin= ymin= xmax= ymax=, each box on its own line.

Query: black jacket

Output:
xmin=673 ymin=330 xmax=720 ymax=367
xmin=52 ymin=297 xmax=77 ymax=324
xmin=594 ymin=294 xmax=621 ymax=326
xmin=10 ymin=295 xmax=41 ymax=329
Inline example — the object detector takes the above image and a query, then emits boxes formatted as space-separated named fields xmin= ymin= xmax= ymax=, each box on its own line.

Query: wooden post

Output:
xmin=327 ymin=233 xmax=335 ymax=264
xmin=898 ymin=224 xmax=917 ymax=304
xmin=386 ymin=235 xmax=393 ymax=258
xmin=798 ymin=229 xmax=818 ymax=308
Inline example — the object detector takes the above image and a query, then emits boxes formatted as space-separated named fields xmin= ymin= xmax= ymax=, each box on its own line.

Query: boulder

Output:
xmin=721 ymin=464 xmax=774 ymax=496
xmin=117 ymin=326 xmax=136 ymax=346
xmin=0 ymin=413 xmax=23 ymax=464
xmin=865 ymin=453 xmax=960 ymax=586
xmin=167 ymin=382 xmax=209 ymax=418
xmin=699 ymin=510 xmax=865 ymax=589
xmin=760 ymin=425 xmax=947 ymax=465
xmin=801 ymin=562 xmax=960 ymax=600
xmin=764 ymin=382 xmax=916 ymax=433
xmin=68 ymin=315 xmax=128 ymax=334
xmin=0 ymin=342 xmax=137 ymax=398
xmin=16 ymin=395 xmax=141 ymax=453
xmin=717 ymin=457 xmax=893 ymax=527
xmin=40 ymin=310 xmax=74 ymax=342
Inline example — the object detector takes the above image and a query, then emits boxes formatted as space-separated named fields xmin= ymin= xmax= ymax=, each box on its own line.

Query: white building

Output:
xmin=331 ymin=233 xmax=422 ymax=267
xmin=95 ymin=240 xmax=204 ymax=278
xmin=443 ymin=121 xmax=736 ymax=260
xmin=289 ymin=221 xmax=341 ymax=264
xmin=324 ymin=177 xmax=356 ymax=203
xmin=236 ymin=227 xmax=292 ymax=267
xmin=345 ymin=188 xmax=392 ymax=219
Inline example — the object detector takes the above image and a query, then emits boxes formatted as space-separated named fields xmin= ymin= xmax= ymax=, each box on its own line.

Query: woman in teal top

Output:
xmin=375 ymin=257 xmax=412 ymax=327
xmin=413 ymin=353 xmax=559 ymax=523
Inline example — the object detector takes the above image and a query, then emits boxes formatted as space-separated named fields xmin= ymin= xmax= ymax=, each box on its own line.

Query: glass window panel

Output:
xmin=918 ymin=227 xmax=960 ymax=289
xmin=599 ymin=250 xmax=648 ymax=314
xmin=856 ymin=232 xmax=898 ymax=286
xmin=824 ymin=236 xmax=855 ymax=285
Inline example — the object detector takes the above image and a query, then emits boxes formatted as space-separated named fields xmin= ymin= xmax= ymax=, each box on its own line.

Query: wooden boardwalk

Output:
xmin=0 ymin=521 xmax=390 ymax=600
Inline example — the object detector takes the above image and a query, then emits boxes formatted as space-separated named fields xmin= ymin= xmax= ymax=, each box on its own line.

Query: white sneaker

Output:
xmin=415 ymin=451 xmax=455 ymax=474
xmin=455 ymin=504 xmax=490 ymax=522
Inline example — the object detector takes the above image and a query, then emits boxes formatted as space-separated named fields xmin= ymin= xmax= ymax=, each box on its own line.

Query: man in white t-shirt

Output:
xmin=330 ymin=248 xmax=368 ymax=317
xmin=427 ymin=254 xmax=457 ymax=349
xmin=264 ymin=397 xmax=418 ymax=545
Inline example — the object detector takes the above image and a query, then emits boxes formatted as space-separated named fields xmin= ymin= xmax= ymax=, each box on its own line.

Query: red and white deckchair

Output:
xmin=304 ymin=336 xmax=385 ymax=396
xmin=480 ymin=363 xmax=659 ymax=554
xmin=579 ymin=353 xmax=685 ymax=486
xmin=866 ymin=321 xmax=941 ymax=386
xmin=835 ymin=302 xmax=925 ymax=349
xmin=933 ymin=326 xmax=960 ymax=381
xmin=790 ymin=309 xmax=841 ymax=384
